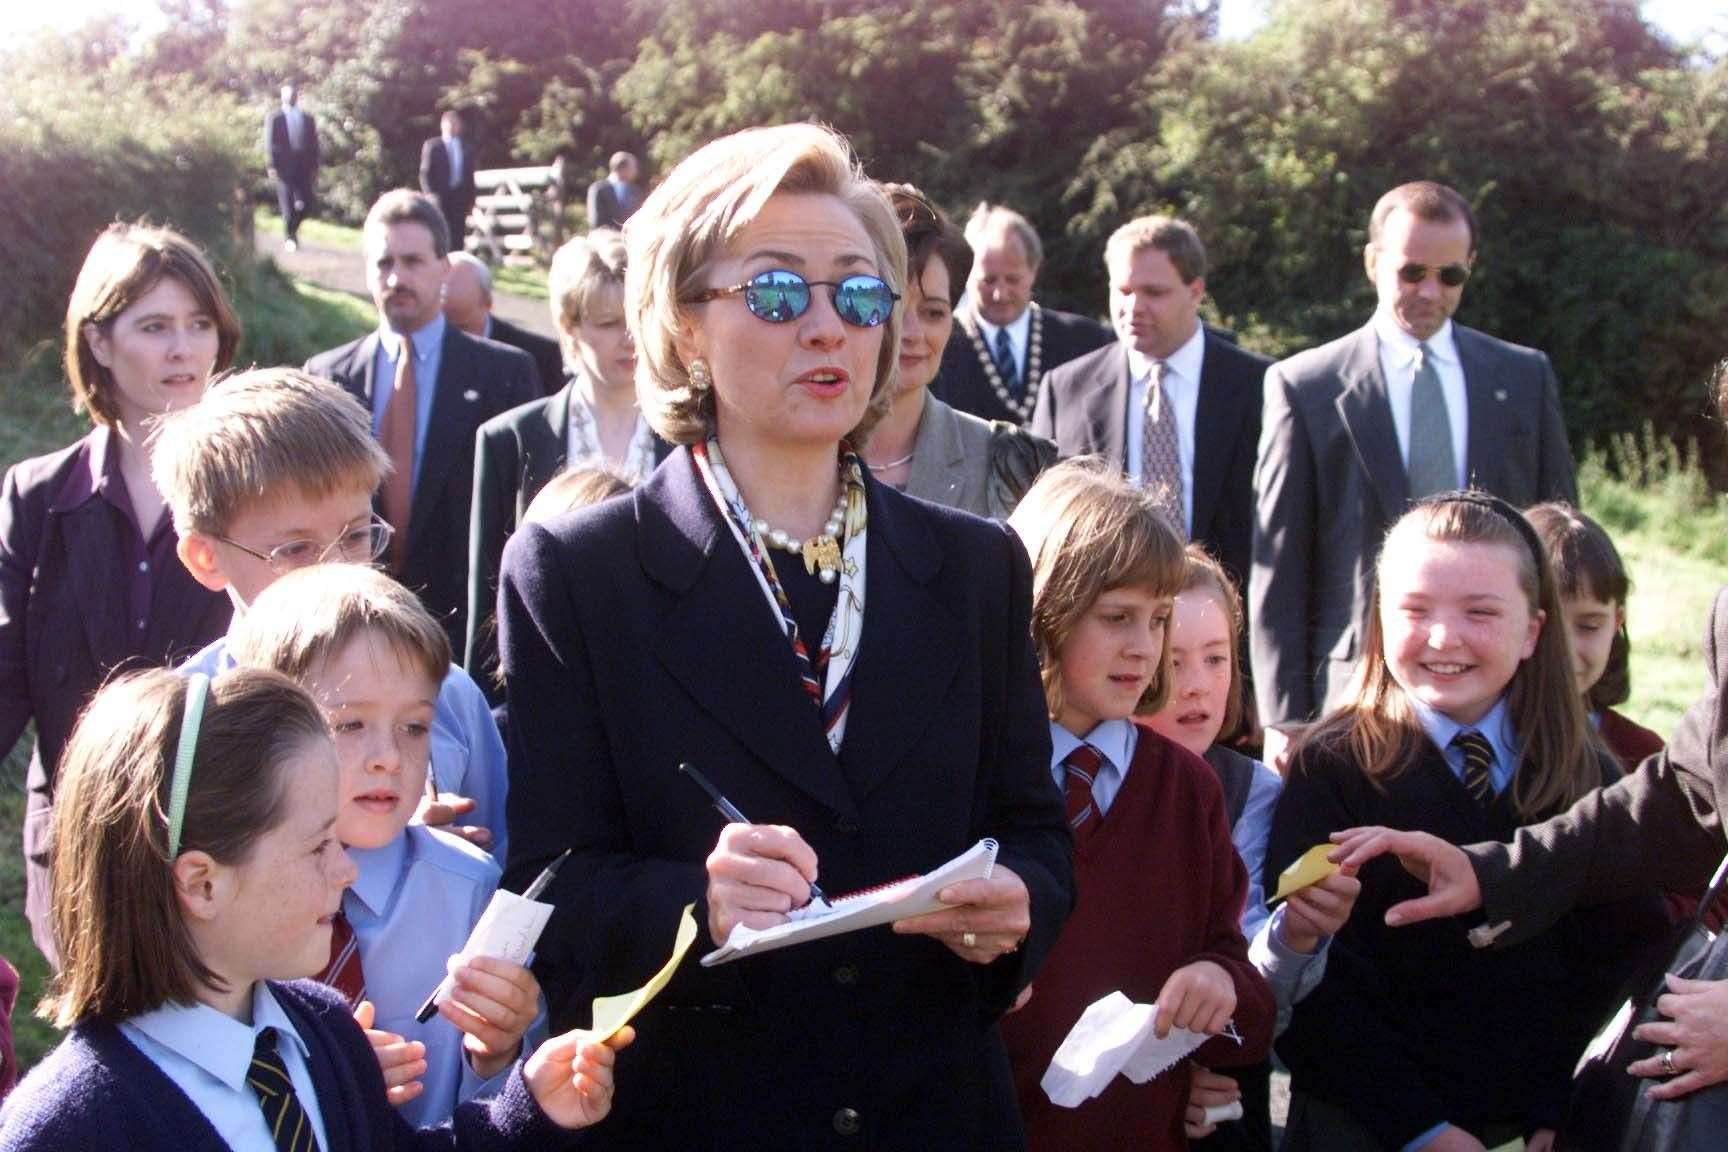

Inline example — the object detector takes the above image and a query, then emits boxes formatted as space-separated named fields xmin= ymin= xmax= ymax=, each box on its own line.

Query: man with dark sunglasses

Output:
xmin=1250 ymin=180 xmax=1578 ymax=730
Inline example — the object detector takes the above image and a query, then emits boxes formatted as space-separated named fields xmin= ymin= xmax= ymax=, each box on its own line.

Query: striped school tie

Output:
xmin=247 ymin=1027 xmax=321 ymax=1152
xmin=320 ymin=909 xmax=365 ymax=1008
xmin=1452 ymin=730 xmax=1496 ymax=808
xmin=1062 ymin=743 xmax=1104 ymax=845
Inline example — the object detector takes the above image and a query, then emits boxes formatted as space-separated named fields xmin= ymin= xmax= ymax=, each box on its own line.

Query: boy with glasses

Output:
xmin=154 ymin=367 xmax=510 ymax=858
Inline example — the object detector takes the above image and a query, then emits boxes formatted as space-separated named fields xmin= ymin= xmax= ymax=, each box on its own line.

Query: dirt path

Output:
xmin=255 ymin=229 xmax=556 ymax=338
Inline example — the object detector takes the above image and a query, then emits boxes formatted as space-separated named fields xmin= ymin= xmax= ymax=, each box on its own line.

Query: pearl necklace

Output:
xmin=962 ymin=301 xmax=1044 ymax=423
xmin=750 ymin=486 xmax=850 ymax=584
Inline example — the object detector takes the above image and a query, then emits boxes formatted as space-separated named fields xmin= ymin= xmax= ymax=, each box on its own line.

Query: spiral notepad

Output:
xmin=700 ymin=838 xmax=999 ymax=967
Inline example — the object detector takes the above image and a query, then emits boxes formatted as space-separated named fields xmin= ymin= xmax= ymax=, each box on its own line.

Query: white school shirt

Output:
xmin=1123 ymin=322 xmax=1205 ymax=533
xmin=1375 ymin=311 xmax=1468 ymax=489
xmin=119 ymin=983 xmax=330 ymax=1152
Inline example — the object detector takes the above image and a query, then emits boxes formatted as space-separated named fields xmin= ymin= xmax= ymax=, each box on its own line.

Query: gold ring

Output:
xmin=961 ymin=931 xmax=977 ymax=949
xmin=1662 ymin=1048 xmax=1678 ymax=1077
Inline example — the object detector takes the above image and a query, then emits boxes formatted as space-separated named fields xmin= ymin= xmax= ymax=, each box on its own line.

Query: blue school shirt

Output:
xmin=117 ymin=982 xmax=330 ymax=1152
xmin=346 ymin=824 xmax=546 ymax=1128
xmin=179 ymin=636 xmax=510 ymax=860
xmin=1410 ymin=696 xmax=1519 ymax=796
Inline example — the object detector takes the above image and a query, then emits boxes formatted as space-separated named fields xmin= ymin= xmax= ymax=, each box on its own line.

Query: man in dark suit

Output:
xmin=586 ymin=151 xmax=642 ymax=230
xmin=304 ymin=190 xmax=538 ymax=655
xmin=262 ymin=82 xmax=319 ymax=250
xmin=933 ymin=202 xmax=1111 ymax=426
xmin=1251 ymin=181 xmax=1577 ymax=728
xmin=1032 ymin=215 xmax=1268 ymax=590
xmin=442 ymin=251 xmax=563 ymax=395
xmin=419 ymin=109 xmax=476 ymax=251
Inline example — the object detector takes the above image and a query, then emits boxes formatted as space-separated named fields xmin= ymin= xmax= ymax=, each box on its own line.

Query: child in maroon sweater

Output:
xmin=1001 ymin=461 xmax=1273 ymax=1150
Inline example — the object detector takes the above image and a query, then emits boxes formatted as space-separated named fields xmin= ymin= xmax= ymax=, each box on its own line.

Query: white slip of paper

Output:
xmin=1041 ymin=990 xmax=1242 ymax=1108
xmin=700 ymin=838 xmax=999 ymax=967
xmin=424 ymin=889 xmax=554 ymax=1013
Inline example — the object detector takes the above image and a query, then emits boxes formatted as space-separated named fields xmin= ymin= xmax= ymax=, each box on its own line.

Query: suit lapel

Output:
xmin=1077 ymin=345 xmax=1131 ymax=465
xmin=1190 ymin=332 xmax=1243 ymax=539
xmin=1333 ymin=325 xmax=1409 ymax=524
xmin=518 ymin=385 xmax=572 ymax=518
xmin=406 ymin=327 xmax=478 ymax=545
xmin=834 ymin=484 xmax=964 ymax=800
xmin=903 ymin=394 xmax=968 ymax=506
xmin=643 ymin=455 xmax=856 ymax=817
xmin=1455 ymin=326 xmax=1510 ymax=494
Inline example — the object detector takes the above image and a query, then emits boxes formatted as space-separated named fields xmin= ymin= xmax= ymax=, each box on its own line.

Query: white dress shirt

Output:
xmin=1375 ymin=311 xmax=1468 ymax=489
xmin=974 ymin=306 xmax=1032 ymax=382
xmin=119 ymin=983 xmax=330 ymax=1152
xmin=1123 ymin=323 xmax=1205 ymax=533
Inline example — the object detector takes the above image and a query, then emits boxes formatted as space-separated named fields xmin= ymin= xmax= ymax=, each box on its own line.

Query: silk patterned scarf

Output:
xmin=693 ymin=437 xmax=867 ymax=752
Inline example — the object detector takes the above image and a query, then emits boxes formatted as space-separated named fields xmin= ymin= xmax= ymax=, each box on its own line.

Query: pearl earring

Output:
xmin=688 ymin=358 xmax=713 ymax=393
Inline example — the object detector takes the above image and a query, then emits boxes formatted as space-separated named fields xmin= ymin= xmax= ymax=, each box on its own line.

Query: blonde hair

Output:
xmin=523 ymin=462 xmax=635 ymax=527
xmin=65 ymin=223 xmax=241 ymax=427
xmin=152 ymin=367 xmax=389 ymax=537
xmin=1292 ymin=493 xmax=1601 ymax=820
xmin=549 ymin=230 xmax=628 ymax=337
xmin=42 ymin=668 xmax=329 ymax=1026
xmin=1176 ymin=545 xmax=1251 ymax=744
xmin=1007 ymin=458 xmax=1186 ymax=722
xmin=624 ymin=122 xmax=906 ymax=446
xmin=227 ymin=564 xmax=451 ymax=689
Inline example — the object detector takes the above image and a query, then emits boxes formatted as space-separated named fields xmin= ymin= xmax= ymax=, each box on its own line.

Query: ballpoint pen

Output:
xmin=679 ymin=761 xmax=828 ymax=907
xmin=413 ymin=849 xmax=570 ymax=1022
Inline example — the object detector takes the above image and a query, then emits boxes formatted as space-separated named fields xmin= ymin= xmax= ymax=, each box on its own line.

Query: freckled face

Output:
xmin=1147 ymin=588 xmax=1234 ymax=758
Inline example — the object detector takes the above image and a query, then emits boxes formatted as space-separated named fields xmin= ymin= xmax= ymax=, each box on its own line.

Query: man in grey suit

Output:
xmin=1032 ymin=214 xmax=1269 ymax=590
xmin=1251 ymin=181 xmax=1578 ymax=727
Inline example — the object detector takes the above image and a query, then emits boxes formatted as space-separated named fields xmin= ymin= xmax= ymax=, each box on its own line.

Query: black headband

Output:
xmin=1414 ymin=488 xmax=1545 ymax=569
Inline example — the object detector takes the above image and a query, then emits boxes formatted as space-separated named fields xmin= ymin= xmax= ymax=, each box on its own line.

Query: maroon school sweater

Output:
xmin=1001 ymin=721 xmax=1274 ymax=1150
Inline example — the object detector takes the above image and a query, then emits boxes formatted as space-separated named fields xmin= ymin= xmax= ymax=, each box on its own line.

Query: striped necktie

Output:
xmin=1452 ymin=730 xmax=1496 ymax=807
xmin=319 ymin=909 xmax=365 ymax=1009
xmin=993 ymin=326 xmax=1022 ymax=397
xmin=1062 ymin=743 xmax=1104 ymax=846
xmin=248 ymin=1028 xmax=321 ymax=1152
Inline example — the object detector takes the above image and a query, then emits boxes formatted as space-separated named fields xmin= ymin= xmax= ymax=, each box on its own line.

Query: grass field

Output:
xmin=0 ymin=278 xmax=1719 ymax=1081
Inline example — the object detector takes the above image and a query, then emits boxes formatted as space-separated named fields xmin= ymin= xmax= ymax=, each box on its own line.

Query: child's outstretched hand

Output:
xmin=523 ymin=1025 xmax=633 ymax=1129
xmin=415 ymin=790 xmax=493 ymax=851
xmin=1279 ymin=868 xmax=1362 ymax=954
xmin=440 ymin=953 xmax=542 ymax=1079
xmin=1155 ymin=960 xmax=1236 ymax=1038
xmin=354 ymin=1000 xmax=427 ymax=1108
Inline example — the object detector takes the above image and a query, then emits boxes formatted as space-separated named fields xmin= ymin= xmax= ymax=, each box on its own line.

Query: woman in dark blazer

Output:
xmin=862 ymin=185 xmax=1056 ymax=518
xmin=498 ymin=123 xmax=1074 ymax=1148
xmin=1 ymin=223 xmax=238 ymax=962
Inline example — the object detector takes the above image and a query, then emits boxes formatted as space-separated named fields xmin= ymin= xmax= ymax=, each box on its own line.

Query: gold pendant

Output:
xmin=803 ymin=535 xmax=842 ymax=577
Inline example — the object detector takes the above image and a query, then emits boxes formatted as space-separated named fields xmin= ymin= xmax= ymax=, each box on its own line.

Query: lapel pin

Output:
xmin=1493 ymin=388 xmax=1508 ymax=402
xmin=463 ymin=389 xmax=480 ymax=402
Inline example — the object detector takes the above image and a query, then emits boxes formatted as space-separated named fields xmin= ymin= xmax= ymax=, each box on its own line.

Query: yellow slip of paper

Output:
xmin=1267 ymin=844 xmax=1340 ymax=906
xmin=581 ymin=902 xmax=697 ymax=1043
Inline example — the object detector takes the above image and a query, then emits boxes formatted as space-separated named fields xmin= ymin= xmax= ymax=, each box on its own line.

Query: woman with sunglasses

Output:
xmin=497 ymin=123 xmax=1073 ymax=1146
xmin=862 ymin=184 xmax=1056 ymax=518
xmin=1 ymin=222 xmax=240 ymax=964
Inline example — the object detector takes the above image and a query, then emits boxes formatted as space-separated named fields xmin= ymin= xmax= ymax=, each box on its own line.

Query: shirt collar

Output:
xmin=347 ymin=832 xmax=411 ymax=917
xmin=378 ymin=312 xmax=445 ymax=363
xmin=1126 ymin=321 xmax=1205 ymax=386
xmin=1050 ymin=717 xmax=1135 ymax=773
xmin=973 ymin=304 xmax=1030 ymax=346
xmin=1373 ymin=309 xmax=1457 ymax=364
xmin=125 ymin=983 xmax=310 ymax=1094
xmin=1411 ymin=695 xmax=1515 ymax=767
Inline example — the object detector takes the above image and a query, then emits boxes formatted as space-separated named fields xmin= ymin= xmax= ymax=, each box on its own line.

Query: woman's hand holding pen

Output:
xmin=444 ymin=953 xmax=543 ymax=1079
xmin=355 ymin=1000 xmax=427 ymax=1108
xmin=891 ymin=866 xmax=1030 ymax=964
xmin=705 ymin=823 xmax=823 ymax=941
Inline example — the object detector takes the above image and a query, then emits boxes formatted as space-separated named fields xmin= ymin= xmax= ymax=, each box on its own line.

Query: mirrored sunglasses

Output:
xmin=697 ymin=269 xmax=900 ymax=328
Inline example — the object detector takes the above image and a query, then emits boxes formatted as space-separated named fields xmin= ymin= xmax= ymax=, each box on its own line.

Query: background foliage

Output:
xmin=1 ymin=0 xmax=1724 ymax=463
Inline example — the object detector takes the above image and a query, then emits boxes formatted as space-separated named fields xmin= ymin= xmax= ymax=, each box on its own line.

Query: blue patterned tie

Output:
xmin=993 ymin=326 xmax=1022 ymax=398
xmin=248 ymin=1028 xmax=320 ymax=1152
